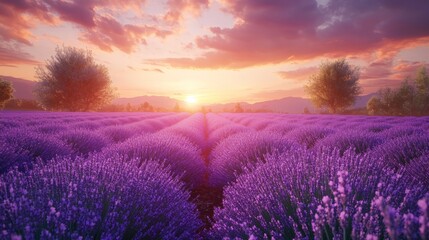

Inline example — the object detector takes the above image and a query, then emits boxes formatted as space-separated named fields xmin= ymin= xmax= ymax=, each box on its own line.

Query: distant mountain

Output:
xmin=207 ymin=98 xmax=312 ymax=113
xmin=252 ymin=97 xmax=315 ymax=113
xmin=0 ymin=76 xmax=37 ymax=100
xmin=112 ymin=96 xmax=185 ymax=109
xmin=0 ymin=74 xmax=377 ymax=113
xmin=205 ymin=102 xmax=252 ymax=112
xmin=207 ymin=94 xmax=377 ymax=114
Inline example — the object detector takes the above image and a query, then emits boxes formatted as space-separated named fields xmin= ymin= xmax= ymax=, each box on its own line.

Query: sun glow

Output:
xmin=185 ymin=95 xmax=197 ymax=104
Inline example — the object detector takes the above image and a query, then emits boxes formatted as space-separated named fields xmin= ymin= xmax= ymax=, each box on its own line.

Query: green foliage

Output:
xmin=35 ymin=46 xmax=115 ymax=111
xmin=367 ymin=66 xmax=429 ymax=116
xmin=367 ymin=97 xmax=382 ymax=116
xmin=4 ymin=99 xmax=43 ymax=110
xmin=0 ymin=78 xmax=14 ymax=109
xmin=306 ymin=59 xmax=361 ymax=113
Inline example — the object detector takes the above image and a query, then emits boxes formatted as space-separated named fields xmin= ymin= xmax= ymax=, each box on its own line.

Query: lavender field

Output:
xmin=1 ymin=112 xmax=429 ymax=239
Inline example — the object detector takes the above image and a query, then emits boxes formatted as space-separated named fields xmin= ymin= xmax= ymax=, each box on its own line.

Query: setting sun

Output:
xmin=185 ymin=95 xmax=197 ymax=104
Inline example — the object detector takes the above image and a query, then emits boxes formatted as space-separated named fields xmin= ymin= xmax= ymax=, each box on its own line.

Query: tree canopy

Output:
xmin=306 ymin=59 xmax=361 ymax=113
xmin=35 ymin=46 xmax=115 ymax=111
xmin=367 ymin=66 xmax=429 ymax=116
xmin=0 ymin=78 xmax=14 ymax=109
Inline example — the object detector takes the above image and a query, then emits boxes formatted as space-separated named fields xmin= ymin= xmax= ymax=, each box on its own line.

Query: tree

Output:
xmin=303 ymin=107 xmax=310 ymax=114
xmin=367 ymin=66 xmax=429 ymax=116
xmin=0 ymin=78 xmax=14 ymax=109
xmin=234 ymin=103 xmax=244 ymax=113
xmin=35 ymin=46 xmax=115 ymax=111
xmin=414 ymin=66 xmax=429 ymax=114
xmin=367 ymin=96 xmax=382 ymax=115
xmin=305 ymin=59 xmax=361 ymax=113
xmin=138 ymin=101 xmax=154 ymax=112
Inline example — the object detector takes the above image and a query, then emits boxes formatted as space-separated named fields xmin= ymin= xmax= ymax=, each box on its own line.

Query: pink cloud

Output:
xmin=45 ymin=0 xmax=97 ymax=28
xmin=163 ymin=0 xmax=210 ymax=24
xmin=391 ymin=61 xmax=429 ymax=80
xmin=0 ymin=0 xmax=172 ymax=54
xmin=0 ymin=45 xmax=39 ymax=66
xmin=278 ymin=67 xmax=318 ymax=81
xmin=359 ymin=59 xmax=429 ymax=93
xmin=80 ymin=16 xmax=171 ymax=53
xmin=0 ymin=1 xmax=54 ymax=45
xmin=155 ymin=0 xmax=429 ymax=69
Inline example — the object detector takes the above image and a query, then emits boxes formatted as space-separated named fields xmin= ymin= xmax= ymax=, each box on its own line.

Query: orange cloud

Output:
xmin=0 ymin=45 xmax=39 ymax=66
xmin=80 ymin=16 xmax=171 ymax=53
xmin=0 ymin=1 xmax=55 ymax=45
xmin=163 ymin=0 xmax=210 ymax=24
xmin=278 ymin=67 xmax=318 ymax=81
xmin=0 ymin=0 xmax=174 ymax=54
xmin=154 ymin=0 xmax=429 ymax=69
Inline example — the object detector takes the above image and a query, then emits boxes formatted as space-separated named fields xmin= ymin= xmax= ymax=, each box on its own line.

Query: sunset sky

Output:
xmin=1 ymin=0 xmax=429 ymax=104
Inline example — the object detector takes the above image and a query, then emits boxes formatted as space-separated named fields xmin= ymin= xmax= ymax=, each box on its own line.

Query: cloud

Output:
xmin=391 ymin=60 xmax=429 ymax=80
xmin=360 ymin=79 xmax=402 ymax=93
xmin=0 ymin=45 xmax=39 ymax=66
xmin=0 ymin=0 xmax=173 ymax=53
xmin=45 ymin=0 xmax=96 ymax=28
xmin=142 ymin=68 xmax=164 ymax=73
xmin=154 ymin=0 xmax=429 ymax=69
xmin=163 ymin=0 xmax=210 ymax=24
xmin=0 ymin=1 xmax=54 ymax=45
xmin=278 ymin=67 xmax=318 ymax=81
xmin=359 ymin=58 xmax=429 ymax=93
xmin=248 ymin=88 xmax=307 ymax=101
xmin=80 ymin=16 xmax=171 ymax=53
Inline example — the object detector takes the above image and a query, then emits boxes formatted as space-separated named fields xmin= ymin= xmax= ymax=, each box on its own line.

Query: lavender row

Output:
xmin=0 ymin=112 xmax=193 ymax=173
xmin=209 ymin=148 xmax=429 ymax=239
xmin=0 ymin=153 xmax=202 ymax=239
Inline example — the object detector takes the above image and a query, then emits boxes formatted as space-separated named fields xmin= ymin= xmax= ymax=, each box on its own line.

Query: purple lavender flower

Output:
xmin=103 ymin=133 xmax=206 ymax=188
xmin=210 ymin=148 xmax=427 ymax=239
xmin=373 ymin=135 xmax=429 ymax=168
xmin=315 ymin=130 xmax=382 ymax=155
xmin=285 ymin=125 xmax=334 ymax=149
xmin=0 ymin=153 xmax=202 ymax=239
xmin=0 ymin=128 xmax=73 ymax=173
xmin=59 ymin=129 xmax=109 ymax=156
xmin=208 ymin=131 xmax=300 ymax=188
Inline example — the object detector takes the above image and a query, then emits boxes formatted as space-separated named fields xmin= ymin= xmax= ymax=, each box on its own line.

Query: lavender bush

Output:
xmin=0 ymin=129 xmax=72 ymax=173
xmin=285 ymin=126 xmax=334 ymax=149
xmin=103 ymin=133 xmax=206 ymax=188
xmin=207 ymin=124 xmax=250 ymax=149
xmin=0 ymin=142 xmax=32 ymax=173
xmin=405 ymin=153 xmax=429 ymax=186
xmin=59 ymin=130 xmax=109 ymax=156
xmin=315 ymin=130 xmax=382 ymax=155
xmin=264 ymin=122 xmax=299 ymax=135
xmin=379 ymin=125 xmax=427 ymax=139
xmin=373 ymin=135 xmax=429 ymax=168
xmin=361 ymin=123 xmax=392 ymax=133
xmin=206 ymin=113 xmax=250 ymax=148
xmin=210 ymin=148 xmax=427 ymax=239
xmin=98 ymin=125 xmax=135 ymax=143
xmin=0 ymin=154 xmax=202 ymax=239
xmin=208 ymin=131 xmax=299 ymax=188
xmin=158 ymin=113 xmax=207 ymax=148
xmin=36 ymin=123 xmax=68 ymax=134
